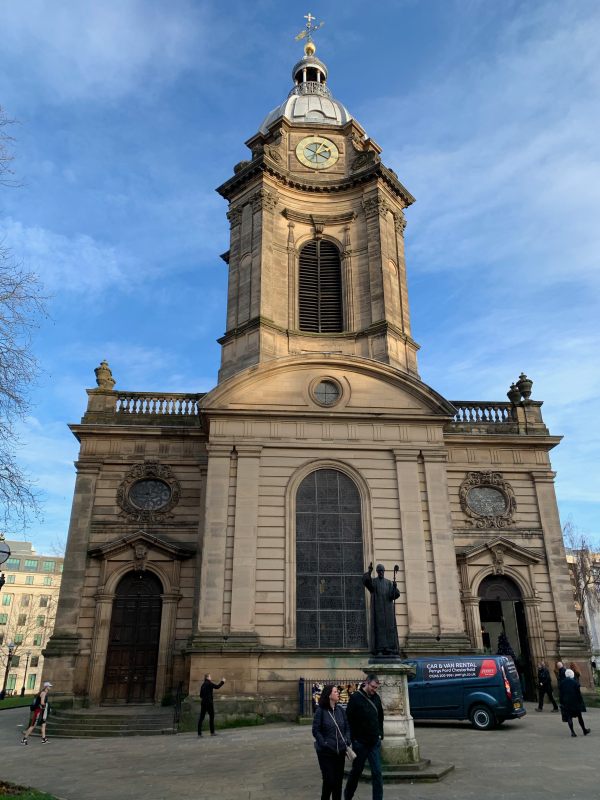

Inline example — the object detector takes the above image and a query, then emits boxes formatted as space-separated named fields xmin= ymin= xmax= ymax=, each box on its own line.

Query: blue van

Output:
xmin=402 ymin=656 xmax=526 ymax=730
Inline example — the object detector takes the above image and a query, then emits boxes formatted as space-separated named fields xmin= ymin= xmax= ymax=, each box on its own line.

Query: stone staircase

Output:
xmin=44 ymin=705 xmax=178 ymax=738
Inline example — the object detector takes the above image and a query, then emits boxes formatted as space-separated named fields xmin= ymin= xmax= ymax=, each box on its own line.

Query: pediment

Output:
xmin=88 ymin=530 xmax=195 ymax=561
xmin=202 ymin=355 xmax=454 ymax=419
xmin=458 ymin=537 xmax=540 ymax=566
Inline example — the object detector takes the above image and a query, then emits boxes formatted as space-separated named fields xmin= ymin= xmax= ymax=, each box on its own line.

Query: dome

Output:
xmin=258 ymin=44 xmax=353 ymax=135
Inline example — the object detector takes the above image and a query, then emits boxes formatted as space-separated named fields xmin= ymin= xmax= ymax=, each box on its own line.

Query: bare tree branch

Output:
xmin=0 ymin=107 xmax=46 ymax=531
xmin=0 ymin=107 xmax=18 ymax=188
xmin=563 ymin=521 xmax=600 ymax=638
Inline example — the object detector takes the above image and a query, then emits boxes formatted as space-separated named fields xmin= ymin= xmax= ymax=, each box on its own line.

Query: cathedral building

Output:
xmin=44 ymin=34 xmax=588 ymax=709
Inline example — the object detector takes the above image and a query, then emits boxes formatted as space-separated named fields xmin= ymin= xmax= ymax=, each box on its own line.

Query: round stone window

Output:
xmin=313 ymin=380 xmax=341 ymax=407
xmin=128 ymin=479 xmax=172 ymax=511
xmin=466 ymin=486 xmax=507 ymax=517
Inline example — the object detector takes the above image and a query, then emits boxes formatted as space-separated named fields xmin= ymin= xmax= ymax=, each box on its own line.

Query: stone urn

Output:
xmin=507 ymin=383 xmax=521 ymax=405
xmin=516 ymin=372 xmax=533 ymax=400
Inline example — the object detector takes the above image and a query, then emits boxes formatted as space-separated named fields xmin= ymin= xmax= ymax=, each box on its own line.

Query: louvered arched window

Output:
xmin=298 ymin=240 xmax=343 ymax=332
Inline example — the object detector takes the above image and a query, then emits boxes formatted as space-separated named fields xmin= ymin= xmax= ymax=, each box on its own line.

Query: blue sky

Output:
xmin=0 ymin=0 xmax=598 ymax=554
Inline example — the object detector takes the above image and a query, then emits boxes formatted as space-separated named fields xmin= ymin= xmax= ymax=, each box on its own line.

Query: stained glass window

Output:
xmin=296 ymin=469 xmax=367 ymax=649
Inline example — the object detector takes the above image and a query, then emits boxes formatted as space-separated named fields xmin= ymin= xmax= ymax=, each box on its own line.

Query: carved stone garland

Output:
xmin=459 ymin=471 xmax=516 ymax=529
xmin=117 ymin=462 xmax=181 ymax=523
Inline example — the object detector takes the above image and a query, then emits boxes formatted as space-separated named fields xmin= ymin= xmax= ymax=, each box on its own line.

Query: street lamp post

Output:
xmin=0 ymin=641 xmax=15 ymax=700
xmin=20 ymin=651 xmax=31 ymax=696
xmin=0 ymin=536 xmax=10 ymax=592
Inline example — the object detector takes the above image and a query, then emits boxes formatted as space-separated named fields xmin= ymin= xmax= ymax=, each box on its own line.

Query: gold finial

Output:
xmin=295 ymin=11 xmax=324 ymax=54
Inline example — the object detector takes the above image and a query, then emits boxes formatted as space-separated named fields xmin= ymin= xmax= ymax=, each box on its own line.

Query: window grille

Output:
xmin=296 ymin=469 xmax=367 ymax=649
xmin=299 ymin=240 xmax=343 ymax=333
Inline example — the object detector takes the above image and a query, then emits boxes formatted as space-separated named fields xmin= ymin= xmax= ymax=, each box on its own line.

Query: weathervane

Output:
xmin=295 ymin=12 xmax=324 ymax=45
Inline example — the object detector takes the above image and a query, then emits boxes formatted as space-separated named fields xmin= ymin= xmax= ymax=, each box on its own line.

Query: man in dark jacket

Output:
xmin=198 ymin=673 xmax=226 ymax=736
xmin=536 ymin=660 xmax=559 ymax=712
xmin=344 ymin=674 xmax=384 ymax=800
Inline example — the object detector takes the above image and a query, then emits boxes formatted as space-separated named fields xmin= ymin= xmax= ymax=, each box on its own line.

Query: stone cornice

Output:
xmin=218 ymin=315 xmax=421 ymax=352
xmin=282 ymin=208 xmax=356 ymax=225
xmin=216 ymin=154 xmax=415 ymax=207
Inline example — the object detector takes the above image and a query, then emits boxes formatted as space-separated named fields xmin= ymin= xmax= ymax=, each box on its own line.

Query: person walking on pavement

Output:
xmin=22 ymin=682 xmax=52 ymax=744
xmin=312 ymin=685 xmax=352 ymax=800
xmin=198 ymin=673 xmax=225 ymax=736
xmin=536 ymin=661 xmax=559 ymax=712
xmin=559 ymin=668 xmax=590 ymax=737
xmin=344 ymin=674 xmax=384 ymax=800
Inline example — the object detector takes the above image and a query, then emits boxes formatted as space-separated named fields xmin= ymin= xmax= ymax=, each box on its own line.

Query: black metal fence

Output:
xmin=298 ymin=676 xmax=364 ymax=716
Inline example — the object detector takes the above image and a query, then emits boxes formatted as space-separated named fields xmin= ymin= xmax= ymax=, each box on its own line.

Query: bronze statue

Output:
xmin=363 ymin=562 xmax=400 ymax=656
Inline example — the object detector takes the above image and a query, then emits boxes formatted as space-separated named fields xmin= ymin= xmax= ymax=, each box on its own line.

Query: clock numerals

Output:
xmin=296 ymin=136 xmax=339 ymax=170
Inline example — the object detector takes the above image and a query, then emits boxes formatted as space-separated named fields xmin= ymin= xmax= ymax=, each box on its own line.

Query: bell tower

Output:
xmin=216 ymin=24 xmax=420 ymax=383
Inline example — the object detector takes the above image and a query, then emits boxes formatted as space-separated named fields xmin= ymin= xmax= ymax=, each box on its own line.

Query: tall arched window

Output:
xmin=296 ymin=469 xmax=367 ymax=648
xmin=298 ymin=240 xmax=343 ymax=332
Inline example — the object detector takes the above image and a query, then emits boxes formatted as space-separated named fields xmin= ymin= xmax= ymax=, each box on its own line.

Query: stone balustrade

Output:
xmin=115 ymin=392 xmax=203 ymax=417
xmin=450 ymin=401 xmax=515 ymax=425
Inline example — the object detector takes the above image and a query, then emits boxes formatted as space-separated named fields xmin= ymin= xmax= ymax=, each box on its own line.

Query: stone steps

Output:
xmin=43 ymin=707 xmax=178 ymax=738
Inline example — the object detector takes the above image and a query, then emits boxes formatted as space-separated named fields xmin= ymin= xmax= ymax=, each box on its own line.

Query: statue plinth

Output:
xmin=367 ymin=661 xmax=420 ymax=765
xmin=355 ymin=662 xmax=454 ymax=782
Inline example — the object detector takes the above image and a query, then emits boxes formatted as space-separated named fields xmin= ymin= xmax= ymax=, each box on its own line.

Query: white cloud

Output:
xmin=0 ymin=0 xmax=212 ymax=103
xmin=368 ymin=3 xmax=600 ymax=289
xmin=1 ymin=217 xmax=130 ymax=293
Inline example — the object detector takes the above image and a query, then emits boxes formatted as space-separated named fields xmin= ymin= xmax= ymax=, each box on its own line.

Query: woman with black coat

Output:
xmin=559 ymin=668 xmax=590 ymax=737
xmin=312 ymin=685 xmax=352 ymax=800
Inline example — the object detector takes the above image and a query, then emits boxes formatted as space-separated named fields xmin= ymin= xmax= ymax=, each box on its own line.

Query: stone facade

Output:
xmin=44 ymin=44 xmax=589 ymax=709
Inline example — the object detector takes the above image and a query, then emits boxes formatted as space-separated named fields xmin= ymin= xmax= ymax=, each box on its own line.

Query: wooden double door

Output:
xmin=103 ymin=571 xmax=163 ymax=704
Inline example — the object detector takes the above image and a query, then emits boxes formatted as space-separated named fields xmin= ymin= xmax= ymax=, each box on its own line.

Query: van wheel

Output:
xmin=470 ymin=705 xmax=495 ymax=730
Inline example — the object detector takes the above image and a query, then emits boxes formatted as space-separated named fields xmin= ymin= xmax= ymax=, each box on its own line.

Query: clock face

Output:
xmin=129 ymin=479 xmax=171 ymax=511
xmin=296 ymin=136 xmax=339 ymax=170
xmin=466 ymin=486 xmax=507 ymax=516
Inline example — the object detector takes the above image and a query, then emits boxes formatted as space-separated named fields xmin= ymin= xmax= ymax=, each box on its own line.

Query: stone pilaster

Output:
xmin=229 ymin=445 xmax=262 ymax=643
xmin=362 ymin=194 xmax=387 ymax=323
xmin=523 ymin=597 xmax=545 ymax=669
xmin=532 ymin=471 xmax=585 ymax=648
xmin=155 ymin=591 xmax=183 ymax=701
xmin=87 ymin=592 xmax=113 ymax=704
xmin=46 ymin=462 xmax=100 ymax=654
xmin=393 ymin=450 xmax=433 ymax=644
xmin=196 ymin=444 xmax=234 ymax=640
xmin=422 ymin=450 xmax=470 ymax=648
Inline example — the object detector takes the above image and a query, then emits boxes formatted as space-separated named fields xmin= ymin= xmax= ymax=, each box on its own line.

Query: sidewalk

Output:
xmin=0 ymin=704 xmax=597 ymax=800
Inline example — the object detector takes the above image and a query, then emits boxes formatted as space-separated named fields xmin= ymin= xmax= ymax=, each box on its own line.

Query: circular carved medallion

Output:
xmin=117 ymin=462 xmax=180 ymax=522
xmin=459 ymin=471 xmax=516 ymax=529
xmin=129 ymin=479 xmax=172 ymax=511
xmin=466 ymin=486 xmax=508 ymax=517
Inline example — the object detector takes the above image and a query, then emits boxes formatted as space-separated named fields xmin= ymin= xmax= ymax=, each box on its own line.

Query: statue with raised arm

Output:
xmin=363 ymin=563 xmax=400 ymax=656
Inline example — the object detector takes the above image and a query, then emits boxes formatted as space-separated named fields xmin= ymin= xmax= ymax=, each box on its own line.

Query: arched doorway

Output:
xmin=295 ymin=468 xmax=367 ymax=649
xmin=478 ymin=574 xmax=534 ymax=699
xmin=102 ymin=570 xmax=163 ymax=704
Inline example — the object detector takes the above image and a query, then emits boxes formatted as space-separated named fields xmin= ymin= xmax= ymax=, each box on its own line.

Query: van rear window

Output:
xmin=423 ymin=659 xmax=498 ymax=680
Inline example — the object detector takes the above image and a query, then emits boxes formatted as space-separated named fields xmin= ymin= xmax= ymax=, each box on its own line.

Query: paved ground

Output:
xmin=0 ymin=704 xmax=597 ymax=800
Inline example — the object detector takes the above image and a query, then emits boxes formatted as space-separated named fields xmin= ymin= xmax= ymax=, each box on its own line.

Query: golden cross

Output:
xmin=295 ymin=12 xmax=324 ymax=42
